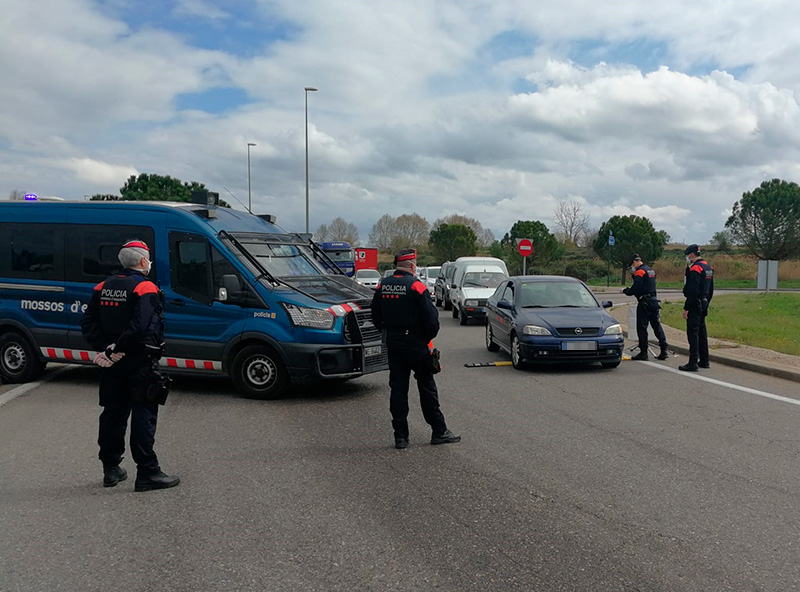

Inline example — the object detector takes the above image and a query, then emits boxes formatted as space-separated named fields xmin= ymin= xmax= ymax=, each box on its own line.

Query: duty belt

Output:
xmin=637 ymin=293 xmax=657 ymax=301
xmin=387 ymin=329 xmax=419 ymax=336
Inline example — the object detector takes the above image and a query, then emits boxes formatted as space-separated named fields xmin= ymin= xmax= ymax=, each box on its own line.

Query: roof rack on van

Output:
xmin=257 ymin=214 xmax=277 ymax=224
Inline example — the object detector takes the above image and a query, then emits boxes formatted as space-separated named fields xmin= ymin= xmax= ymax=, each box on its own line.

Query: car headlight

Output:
xmin=523 ymin=325 xmax=551 ymax=336
xmin=281 ymin=303 xmax=335 ymax=329
xmin=465 ymin=299 xmax=478 ymax=307
xmin=605 ymin=323 xmax=622 ymax=335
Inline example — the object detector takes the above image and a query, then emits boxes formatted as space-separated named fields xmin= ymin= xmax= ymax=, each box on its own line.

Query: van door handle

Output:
xmin=170 ymin=299 xmax=186 ymax=307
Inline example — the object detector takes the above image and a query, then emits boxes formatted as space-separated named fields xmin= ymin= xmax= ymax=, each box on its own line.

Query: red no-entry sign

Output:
xmin=517 ymin=238 xmax=533 ymax=257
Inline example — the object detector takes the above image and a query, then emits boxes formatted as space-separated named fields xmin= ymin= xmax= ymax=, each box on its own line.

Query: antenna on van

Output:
xmin=221 ymin=186 xmax=251 ymax=213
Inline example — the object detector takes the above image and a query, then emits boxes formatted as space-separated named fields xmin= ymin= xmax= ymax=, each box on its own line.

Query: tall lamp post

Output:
xmin=304 ymin=86 xmax=318 ymax=233
xmin=246 ymin=142 xmax=256 ymax=213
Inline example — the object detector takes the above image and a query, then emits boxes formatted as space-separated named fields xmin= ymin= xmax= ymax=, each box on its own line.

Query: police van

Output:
xmin=0 ymin=196 xmax=387 ymax=399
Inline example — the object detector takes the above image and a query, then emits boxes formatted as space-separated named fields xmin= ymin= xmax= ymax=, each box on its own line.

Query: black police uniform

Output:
xmin=371 ymin=266 xmax=451 ymax=445
xmin=623 ymin=261 xmax=668 ymax=359
xmin=81 ymin=268 xmax=165 ymax=478
xmin=683 ymin=251 xmax=714 ymax=368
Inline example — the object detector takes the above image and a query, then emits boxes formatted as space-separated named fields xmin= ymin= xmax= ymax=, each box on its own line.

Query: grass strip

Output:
xmin=659 ymin=293 xmax=800 ymax=356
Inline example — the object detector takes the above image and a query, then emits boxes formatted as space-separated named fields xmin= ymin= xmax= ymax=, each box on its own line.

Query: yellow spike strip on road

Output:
xmin=464 ymin=361 xmax=514 ymax=368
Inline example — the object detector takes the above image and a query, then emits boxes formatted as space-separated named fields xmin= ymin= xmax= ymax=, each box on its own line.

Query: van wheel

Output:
xmin=452 ymin=306 xmax=458 ymax=319
xmin=444 ymin=298 xmax=452 ymax=311
xmin=435 ymin=296 xmax=442 ymax=307
xmin=231 ymin=345 xmax=288 ymax=400
xmin=459 ymin=309 xmax=468 ymax=325
xmin=0 ymin=332 xmax=44 ymax=384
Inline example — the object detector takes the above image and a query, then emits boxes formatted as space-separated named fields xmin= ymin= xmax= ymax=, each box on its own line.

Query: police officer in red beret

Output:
xmin=680 ymin=244 xmax=714 ymax=371
xmin=371 ymin=249 xmax=460 ymax=449
xmin=81 ymin=240 xmax=179 ymax=491
xmin=623 ymin=254 xmax=669 ymax=361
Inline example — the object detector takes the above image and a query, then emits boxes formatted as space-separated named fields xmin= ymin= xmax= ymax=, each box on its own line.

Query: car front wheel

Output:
xmin=511 ymin=334 xmax=525 ymax=370
xmin=0 ymin=332 xmax=44 ymax=384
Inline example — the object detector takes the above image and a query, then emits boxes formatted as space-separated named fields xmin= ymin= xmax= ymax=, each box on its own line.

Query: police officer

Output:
xmin=680 ymin=244 xmax=714 ymax=372
xmin=81 ymin=240 xmax=180 ymax=491
xmin=371 ymin=249 xmax=460 ymax=449
xmin=622 ymin=254 xmax=669 ymax=361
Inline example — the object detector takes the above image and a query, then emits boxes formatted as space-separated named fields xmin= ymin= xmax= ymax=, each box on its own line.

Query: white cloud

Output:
xmin=61 ymin=158 xmax=139 ymax=186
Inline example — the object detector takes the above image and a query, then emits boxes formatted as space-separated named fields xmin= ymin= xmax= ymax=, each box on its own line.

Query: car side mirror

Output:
xmin=601 ymin=300 xmax=612 ymax=308
xmin=497 ymin=300 xmax=513 ymax=310
xmin=451 ymin=283 xmax=458 ymax=289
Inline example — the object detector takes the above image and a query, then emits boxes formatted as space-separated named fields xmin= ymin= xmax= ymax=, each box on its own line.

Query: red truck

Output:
xmin=354 ymin=247 xmax=378 ymax=272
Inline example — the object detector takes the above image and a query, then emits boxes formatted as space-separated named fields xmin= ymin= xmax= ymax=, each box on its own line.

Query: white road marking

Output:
xmin=641 ymin=361 xmax=800 ymax=407
xmin=0 ymin=366 xmax=75 ymax=408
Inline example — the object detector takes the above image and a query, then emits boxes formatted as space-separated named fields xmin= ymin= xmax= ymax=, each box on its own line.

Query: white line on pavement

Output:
xmin=642 ymin=361 xmax=800 ymax=407
xmin=0 ymin=366 xmax=75 ymax=408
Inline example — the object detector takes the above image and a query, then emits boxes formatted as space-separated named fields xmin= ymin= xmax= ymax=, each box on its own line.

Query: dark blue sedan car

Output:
xmin=484 ymin=276 xmax=624 ymax=369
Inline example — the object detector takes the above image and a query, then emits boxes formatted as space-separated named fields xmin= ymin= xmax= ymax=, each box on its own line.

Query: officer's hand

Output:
xmin=93 ymin=352 xmax=114 ymax=368
xmin=110 ymin=351 xmax=125 ymax=362
xmin=682 ymin=310 xmax=688 ymax=320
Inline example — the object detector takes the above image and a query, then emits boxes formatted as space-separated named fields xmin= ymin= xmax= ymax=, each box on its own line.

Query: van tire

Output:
xmin=459 ymin=309 xmax=468 ymax=325
xmin=0 ymin=332 xmax=44 ymax=384
xmin=452 ymin=306 xmax=458 ymax=319
xmin=443 ymin=298 xmax=452 ymax=311
xmin=231 ymin=345 xmax=288 ymax=400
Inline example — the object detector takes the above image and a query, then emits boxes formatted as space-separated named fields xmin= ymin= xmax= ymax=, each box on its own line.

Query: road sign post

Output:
xmin=607 ymin=231 xmax=615 ymax=287
xmin=517 ymin=238 xmax=533 ymax=275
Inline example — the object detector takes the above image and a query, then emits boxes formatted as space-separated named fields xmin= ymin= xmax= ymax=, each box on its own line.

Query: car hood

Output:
xmin=517 ymin=307 xmax=616 ymax=330
xmin=460 ymin=287 xmax=496 ymax=299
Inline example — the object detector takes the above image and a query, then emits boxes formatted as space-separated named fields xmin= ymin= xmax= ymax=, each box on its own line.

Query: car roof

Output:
xmin=510 ymin=275 xmax=583 ymax=283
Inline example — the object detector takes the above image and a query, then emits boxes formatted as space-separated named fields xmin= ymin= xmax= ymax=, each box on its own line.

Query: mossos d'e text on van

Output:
xmin=0 ymin=195 xmax=387 ymax=399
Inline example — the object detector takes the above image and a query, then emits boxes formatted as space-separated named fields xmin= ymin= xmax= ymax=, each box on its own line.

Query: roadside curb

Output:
xmin=617 ymin=309 xmax=800 ymax=384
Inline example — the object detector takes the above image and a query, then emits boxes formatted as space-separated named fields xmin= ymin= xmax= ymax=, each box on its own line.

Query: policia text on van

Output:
xmin=0 ymin=197 xmax=387 ymax=399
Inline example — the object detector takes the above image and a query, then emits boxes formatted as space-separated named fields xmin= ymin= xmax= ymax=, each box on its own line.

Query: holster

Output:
xmin=131 ymin=360 xmax=172 ymax=406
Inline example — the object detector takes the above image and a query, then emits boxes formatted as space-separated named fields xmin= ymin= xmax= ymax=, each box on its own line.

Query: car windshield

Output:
xmin=325 ymin=249 xmax=354 ymax=262
xmin=234 ymin=236 xmax=333 ymax=277
xmin=427 ymin=267 xmax=440 ymax=279
xmin=463 ymin=271 xmax=506 ymax=288
xmin=519 ymin=282 xmax=598 ymax=308
xmin=357 ymin=269 xmax=381 ymax=279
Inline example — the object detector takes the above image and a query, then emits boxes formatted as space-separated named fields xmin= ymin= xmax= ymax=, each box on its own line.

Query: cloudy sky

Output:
xmin=3 ymin=0 xmax=800 ymax=244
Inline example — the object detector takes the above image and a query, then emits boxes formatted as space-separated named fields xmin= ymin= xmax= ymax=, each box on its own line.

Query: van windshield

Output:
xmin=234 ymin=236 xmax=333 ymax=277
xmin=463 ymin=271 xmax=506 ymax=288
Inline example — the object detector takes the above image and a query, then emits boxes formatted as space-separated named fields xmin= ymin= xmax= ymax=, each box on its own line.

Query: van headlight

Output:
xmin=523 ymin=325 xmax=551 ymax=336
xmin=605 ymin=324 xmax=622 ymax=335
xmin=281 ymin=303 xmax=335 ymax=329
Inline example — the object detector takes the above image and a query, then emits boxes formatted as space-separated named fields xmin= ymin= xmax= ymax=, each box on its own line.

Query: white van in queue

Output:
xmin=448 ymin=257 xmax=509 ymax=325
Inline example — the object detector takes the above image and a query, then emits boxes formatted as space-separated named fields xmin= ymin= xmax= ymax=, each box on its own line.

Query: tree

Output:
xmin=710 ymin=230 xmax=733 ymax=252
xmin=725 ymin=178 xmax=800 ymax=260
xmin=429 ymin=224 xmax=477 ymax=261
xmin=327 ymin=217 xmax=359 ymax=246
xmin=368 ymin=214 xmax=395 ymax=251
xmin=314 ymin=224 xmax=331 ymax=242
xmin=656 ymin=230 xmax=671 ymax=245
xmin=592 ymin=215 xmax=665 ymax=283
xmin=433 ymin=214 xmax=494 ymax=248
xmin=391 ymin=213 xmax=430 ymax=252
xmin=499 ymin=220 xmax=565 ymax=274
xmin=90 ymin=194 xmax=122 ymax=201
xmin=553 ymin=200 xmax=590 ymax=246
xmin=91 ymin=173 xmax=230 ymax=207
xmin=8 ymin=189 xmax=26 ymax=200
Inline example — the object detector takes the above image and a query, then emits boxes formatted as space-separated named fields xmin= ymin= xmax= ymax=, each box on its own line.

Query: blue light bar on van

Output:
xmin=281 ymin=302 xmax=335 ymax=330
xmin=24 ymin=193 xmax=38 ymax=201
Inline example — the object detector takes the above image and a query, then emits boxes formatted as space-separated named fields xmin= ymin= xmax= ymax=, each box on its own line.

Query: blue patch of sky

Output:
xmin=176 ymin=87 xmax=249 ymax=113
xmin=570 ymin=38 xmax=670 ymax=73
xmin=427 ymin=29 xmax=539 ymax=96
xmin=109 ymin=1 xmax=301 ymax=58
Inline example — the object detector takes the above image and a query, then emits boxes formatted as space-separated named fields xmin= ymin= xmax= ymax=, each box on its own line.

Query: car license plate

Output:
xmin=562 ymin=341 xmax=597 ymax=351
xmin=365 ymin=346 xmax=382 ymax=357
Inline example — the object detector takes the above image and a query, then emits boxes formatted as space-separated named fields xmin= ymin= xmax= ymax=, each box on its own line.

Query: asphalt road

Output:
xmin=2 ymin=313 xmax=800 ymax=591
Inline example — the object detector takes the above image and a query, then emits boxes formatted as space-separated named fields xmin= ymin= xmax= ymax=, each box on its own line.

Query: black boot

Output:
xmin=103 ymin=465 xmax=128 ymax=488
xmin=679 ymin=363 xmax=699 ymax=372
xmin=656 ymin=348 xmax=670 ymax=360
xmin=631 ymin=351 xmax=648 ymax=361
xmin=135 ymin=471 xmax=180 ymax=492
xmin=395 ymin=437 xmax=409 ymax=449
xmin=431 ymin=429 xmax=461 ymax=445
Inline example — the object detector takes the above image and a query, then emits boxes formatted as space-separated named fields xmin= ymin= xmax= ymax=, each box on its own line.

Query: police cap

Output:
xmin=628 ymin=253 xmax=642 ymax=266
xmin=394 ymin=248 xmax=416 ymax=264
xmin=684 ymin=244 xmax=701 ymax=256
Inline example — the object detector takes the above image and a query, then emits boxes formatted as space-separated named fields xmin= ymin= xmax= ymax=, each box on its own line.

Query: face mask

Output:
xmin=143 ymin=261 xmax=152 ymax=275
xmin=685 ymin=256 xmax=692 ymax=264
xmin=630 ymin=266 xmax=637 ymax=273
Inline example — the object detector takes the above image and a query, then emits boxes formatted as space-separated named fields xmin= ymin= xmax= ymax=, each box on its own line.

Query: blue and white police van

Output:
xmin=0 ymin=195 xmax=387 ymax=399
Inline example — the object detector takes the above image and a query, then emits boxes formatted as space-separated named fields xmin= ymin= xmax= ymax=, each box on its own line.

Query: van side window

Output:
xmin=1 ymin=223 xmax=64 ymax=281
xmin=170 ymin=232 xmax=256 ymax=306
xmin=69 ymin=225 xmax=157 ymax=283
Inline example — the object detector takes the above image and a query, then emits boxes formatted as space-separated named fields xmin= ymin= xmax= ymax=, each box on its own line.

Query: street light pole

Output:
xmin=246 ymin=142 xmax=256 ymax=213
xmin=304 ymin=86 xmax=318 ymax=234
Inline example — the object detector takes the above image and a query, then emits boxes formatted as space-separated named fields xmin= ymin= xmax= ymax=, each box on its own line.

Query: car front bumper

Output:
xmin=519 ymin=335 xmax=624 ymax=364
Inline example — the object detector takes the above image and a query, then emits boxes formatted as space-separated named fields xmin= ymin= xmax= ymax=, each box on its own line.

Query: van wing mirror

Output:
xmin=218 ymin=274 xmax=243 ymax=303
xmin=601 ymin=300 xmax=613 ymax=308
